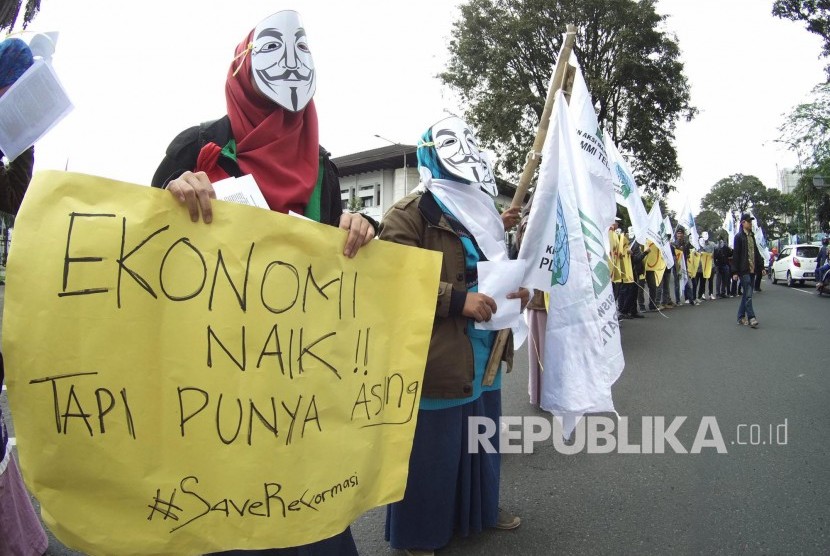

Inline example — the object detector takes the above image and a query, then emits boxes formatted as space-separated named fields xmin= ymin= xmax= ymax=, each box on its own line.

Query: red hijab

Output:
xmin=223 ymin=32 xmax=319 ymax=214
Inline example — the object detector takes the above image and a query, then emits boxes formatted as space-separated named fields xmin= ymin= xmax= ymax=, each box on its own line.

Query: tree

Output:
xmin=816 ymin=191 xmax=830 ymax=231
xmin=346 ymin=194 xmax=364 ymax=213
xmin=699 ymin=174 xmax=796 ymax=238
xmin=694 ymin=209 xmax=722 ymax=237
xmin=0 ymin=0 xmax=41 ymax=32
xmin=772 ymin=0 xmax=830 ymax=80
xmin=779 ymin=83 xmax=830 ymax=167
xmin=701 ymin=174 xmax=768 ymax=216
xmin=440 ymin=0 xmax=696 ymax=196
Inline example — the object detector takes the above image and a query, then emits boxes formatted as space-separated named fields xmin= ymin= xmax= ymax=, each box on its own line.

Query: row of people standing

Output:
xmin=608 ymin=217 xmax=766 ymax=320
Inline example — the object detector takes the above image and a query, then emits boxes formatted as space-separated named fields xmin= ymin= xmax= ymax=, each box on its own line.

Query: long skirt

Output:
xmin=385 ymin=390 xmax=501 ymax=551
xmin=208 ymin=528 xmax=357 ymax=556
xmin=0 ymin=455 xmax=49 ymax=556
xmin=527 ymin=308 xmax=547 ymax=406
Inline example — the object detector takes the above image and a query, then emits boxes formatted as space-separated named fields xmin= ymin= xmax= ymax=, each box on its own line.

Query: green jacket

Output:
xmin=379 ymin=190 xmax=513 ymax=399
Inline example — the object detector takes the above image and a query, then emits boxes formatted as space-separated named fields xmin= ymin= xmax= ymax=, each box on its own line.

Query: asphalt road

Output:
xmin=2 ymin=279 xmax=829 ymax=555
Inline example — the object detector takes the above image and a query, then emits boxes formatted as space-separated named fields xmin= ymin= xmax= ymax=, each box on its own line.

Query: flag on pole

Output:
xmin=605 ymin=136 xmax=649 ymax=243
xmin=519 ymin=91 xmax=623 ymax=436
xmin=646 ymin=202 xmax=675 ymax=269
xmin=749 ymin=212 xmax=771 ymax=264
xmin=675 ymin=248 xmax=689 ymax=296
xmin=677 ymin=198 xmax=701 ymax=249
xmin=568 ymin=52 xmax=616 ymax=252
xmin=722 ymin=212 xmax=736 ymax=248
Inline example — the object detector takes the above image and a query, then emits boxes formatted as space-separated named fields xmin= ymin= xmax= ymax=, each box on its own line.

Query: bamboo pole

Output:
xmin=509 ymin=24 xmax=578 ymax=209
xmin=483 ymin=24 xmax=578 ymax=387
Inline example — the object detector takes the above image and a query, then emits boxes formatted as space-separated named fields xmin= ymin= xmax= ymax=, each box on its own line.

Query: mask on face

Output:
xmin=431 ymin=117 xmax=487 ymax=181
xmin=251 ymin=10 xmax=315 ymax=111
xmin=478 ymin=149 xmax=498 ymax=197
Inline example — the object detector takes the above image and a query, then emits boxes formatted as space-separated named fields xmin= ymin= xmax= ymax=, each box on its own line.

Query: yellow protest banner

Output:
xmin=687 ymin=250 xmax=701 ymax=276
xmin=3 ymin=172 xmax=441 ymax=555
xmin=701 ymin=252 xmax=714 ymax=279
xmin=644 ymin=241 xmax=666 ymax=285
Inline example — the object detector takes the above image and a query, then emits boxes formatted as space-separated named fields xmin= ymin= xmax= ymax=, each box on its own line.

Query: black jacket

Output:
xmin=0 ymin=146 xmax=34 ymax=215
xmin=151 ymin=116 xmax=372 ymax=230
xmin=732 ymin=230 xmax=765 ymax=276
xmin=631 ymin=241 xmax=646 ymax=277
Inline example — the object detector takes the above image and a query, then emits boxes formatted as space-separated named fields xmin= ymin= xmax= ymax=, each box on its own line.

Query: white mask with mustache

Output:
xmin=251 ymin=10 xmax=316 ymax=112
xmin=431 ymin=117 xmax=491 ymax=188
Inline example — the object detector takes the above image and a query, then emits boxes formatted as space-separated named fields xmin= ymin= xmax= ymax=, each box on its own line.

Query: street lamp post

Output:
xmin=374 ymin=134 xmax=407 ymax=193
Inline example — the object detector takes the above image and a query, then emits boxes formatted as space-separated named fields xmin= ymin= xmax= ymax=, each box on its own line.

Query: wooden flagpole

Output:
xmin=482 ymin=24 xmax=578 ymax=386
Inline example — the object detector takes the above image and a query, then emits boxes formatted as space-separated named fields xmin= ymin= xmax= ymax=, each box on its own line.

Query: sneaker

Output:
xmin=662 ymin=304 xmax=674 ymax=309
xmin=494 ymin=508 xmax=521 ymax=530
xmin=693 ymin=299 xmax=701 ymax=306
xmin=738 ymin=317 xmax=748 ymax=326
xmin=405 ymin=550 xmax=434 ymax=556
xmin=685 ymin=300 xmax=691 ymax=305
xmin=749 ymin=317 xmax=759 ymax=328
xmin=709 ymin=294 xmax=715 ymax=300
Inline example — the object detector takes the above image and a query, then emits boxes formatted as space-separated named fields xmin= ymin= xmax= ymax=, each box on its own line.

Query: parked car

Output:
xmin=771 ymin=244 xmax=820 ymax=286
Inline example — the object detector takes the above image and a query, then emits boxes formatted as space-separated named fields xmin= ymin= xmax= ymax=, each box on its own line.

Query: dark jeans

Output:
xmin=755 ymin=271 xmax=763 ymax=290
xmin=718 ymin=265 xmax=730 ymax=295
xmin=737 ymin=273 xmax=756 ymax=320
xmin=620 ymin=282 xmax=639 ymax=315
xmin=698 ymin=274 xmax=713 ymax=297
xmin=645 ymin=271 xmax=658 ymax=309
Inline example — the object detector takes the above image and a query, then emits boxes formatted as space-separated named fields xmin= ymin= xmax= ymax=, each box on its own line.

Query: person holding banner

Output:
xmin=0 ymin=38 xmax=50 ymax=556
xmin=380 ymin=116 xmax=527 ymax=556
xmin=672 ymin=228 xmax=697 ymax=306
xmin=698 ymin=232 xmax=715 ymax=300
xmin=151 ymin=10 xmax=374 ymax=555
xmin=0 ymin=38 xmax=35 ymax=216
xmin=152 ymin=10 xmax=376 ymax=260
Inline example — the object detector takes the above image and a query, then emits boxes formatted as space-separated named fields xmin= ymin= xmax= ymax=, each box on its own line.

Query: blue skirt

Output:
xmin=385 ymin=389 xmax=502 ymax=551
xmin=207 ymin=527 xmax=357 ymax=556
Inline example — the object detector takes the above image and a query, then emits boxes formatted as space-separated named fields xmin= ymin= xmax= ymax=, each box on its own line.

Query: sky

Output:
xmin=11 ymin=0 xmax=829 ymax=214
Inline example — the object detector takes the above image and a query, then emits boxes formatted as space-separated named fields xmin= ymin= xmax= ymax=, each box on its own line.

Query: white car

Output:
xmin=771 ymin=244 xmax=820 ymax=286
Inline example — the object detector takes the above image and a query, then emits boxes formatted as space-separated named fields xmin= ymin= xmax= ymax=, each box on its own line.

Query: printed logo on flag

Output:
xmin=552 ymin=196 xmax=570 ymax=287
xmin=614 ymin=163 xmax=633 ymax=199
xmin=579 ymin=208 xmax=611 ymax=297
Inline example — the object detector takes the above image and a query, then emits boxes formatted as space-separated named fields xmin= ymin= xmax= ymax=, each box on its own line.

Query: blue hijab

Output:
xmin=416 ymin=128 xmax=471 ymax=184
xmin=0 ymin=38 xmax=34 ymax=89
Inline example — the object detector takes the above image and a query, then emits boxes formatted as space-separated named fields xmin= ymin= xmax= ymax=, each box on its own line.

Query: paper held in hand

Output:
xmin=212 ymin=174 xmax=270 ymax=209
xmin=0 ymin=59 xmax=73 ymax=162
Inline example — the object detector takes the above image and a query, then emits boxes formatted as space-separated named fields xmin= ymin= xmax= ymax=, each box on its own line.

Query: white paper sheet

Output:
xmin=0 ymin=60 xmax=73 ymax=161
xmin=475 ymin=259 xmax=524 ymax=331
xmin=212 ymin=174 xmax=269 ymax=209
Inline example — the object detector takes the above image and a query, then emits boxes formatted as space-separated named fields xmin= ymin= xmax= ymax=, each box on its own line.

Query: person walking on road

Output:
xmin=732 ymin=213 xmax=765 ymax=328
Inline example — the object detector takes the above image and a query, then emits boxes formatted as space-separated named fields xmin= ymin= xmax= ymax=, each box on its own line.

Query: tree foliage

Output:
xmin=779 ymin=83 xmax=830 ymax=167
xmin=440 ymin=0 xmax=696 ymax=196
xmin=0 ymin=0 xmax=41 ymax=32
xmin=773 ymin=0 xmax=830 ymax=80
xmin=700 ymin=174 xmax=798 ymax=238
xmin=694 ymin=210 xmax=722 ymax=237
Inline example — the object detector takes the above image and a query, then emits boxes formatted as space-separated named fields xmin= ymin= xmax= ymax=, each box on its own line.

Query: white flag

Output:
xmin=722 ymin=212 xmax=736 ymax=248
xmin=749 ymin=212 xmax=771 ymax=264
xmin=605 ymin=136 xmax=649 ymax=243
xmin=646 ymin=203 xmax=675 ymax=269
xmin=678 ymin=198 xmax=700 ymax=250
xmin=520 ymin=92 xmax=623 ymax=436
xmin=568 ymin=52 xmax=616 ymax=252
